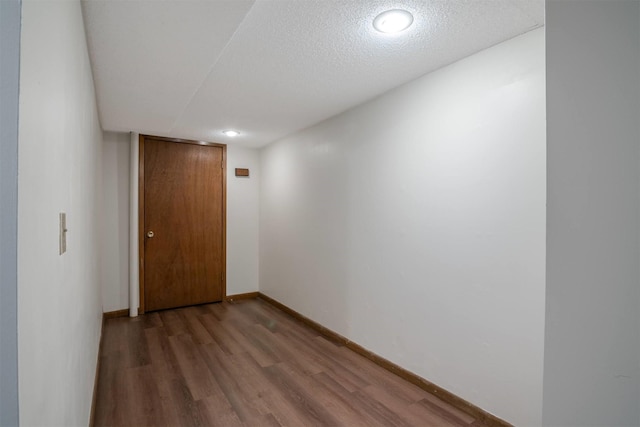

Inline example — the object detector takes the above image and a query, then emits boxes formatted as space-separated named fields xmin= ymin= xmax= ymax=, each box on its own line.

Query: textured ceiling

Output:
xmin=82 ymin=0 xmax=543 ymax=148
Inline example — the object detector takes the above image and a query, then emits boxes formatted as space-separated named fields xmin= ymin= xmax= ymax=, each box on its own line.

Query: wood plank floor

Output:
xmin=95 ymin=298 xmax=486 ymax=427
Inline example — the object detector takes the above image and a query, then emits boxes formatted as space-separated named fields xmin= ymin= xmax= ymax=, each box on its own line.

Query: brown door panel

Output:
xmin=142 ymin=136 xmax=225 ymax=312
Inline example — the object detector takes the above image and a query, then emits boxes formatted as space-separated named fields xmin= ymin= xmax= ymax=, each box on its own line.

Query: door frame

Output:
xmin=138 ymin=134 xmax=227 ymax=314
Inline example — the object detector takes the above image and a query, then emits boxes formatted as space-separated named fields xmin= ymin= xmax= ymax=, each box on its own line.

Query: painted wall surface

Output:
xmin=0 ymin=0 xmax=21 ymax=425
xmin=102 ymin=131 xmax=131 ymax=312
xmin=543 ymin=1 xmax=640 ymax=426
xmin=17 ymin=1 xmax=103 ymax=425
xmin=260 ymin=29 xmax=546 ymax=426
xmin=227 ymin=145 xmax=260 ymax=295
xmin=100 ymin=137 xmax=260 ymax=310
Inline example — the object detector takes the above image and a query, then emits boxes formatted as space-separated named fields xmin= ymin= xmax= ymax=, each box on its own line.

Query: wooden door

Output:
xmin=140 ymin=135 xmax=225 ymax=312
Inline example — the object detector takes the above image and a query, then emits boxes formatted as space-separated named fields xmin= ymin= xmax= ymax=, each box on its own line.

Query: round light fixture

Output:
xmin=373 ymin=9 xmax=414 ymax=34
xmin=222 ymin=130 xmax=240 ymax=137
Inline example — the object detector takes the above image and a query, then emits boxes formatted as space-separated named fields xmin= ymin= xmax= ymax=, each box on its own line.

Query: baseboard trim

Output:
xmin=90 ymin=309 xmax=129 ymax=425
xmin=103 ymin=309 xmax=129 ymax=319
xmin=225 ymin=291 xmax=259 ymax=302
xmin=257 ymin=292 xmax=512 ymax=427
xmin=89 ymin=314 xmax=105 ymax=427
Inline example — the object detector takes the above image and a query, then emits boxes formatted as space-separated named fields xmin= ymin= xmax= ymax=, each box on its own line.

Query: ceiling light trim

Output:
xmin=373 ymin=9 xmax=414 ymax=34
xmin=223 ymin=130 xmax=240 ymax=137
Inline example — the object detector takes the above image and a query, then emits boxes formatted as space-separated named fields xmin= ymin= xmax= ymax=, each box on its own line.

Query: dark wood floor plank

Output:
xmin=357 ymin=359 xmax=431 ymax=403
xmin=141 ymin=311 xmax=163 ymax=329
xmin=95 ymin=299 xmax=488 ymax=427
xmin=260 ymin=324 xmax=325 ymax=376
xmin=312 ymin=371 xmax=407 ymax=427
xmin=327 ymin=338 xmax=429 ymax=403
xmin=257 ymin=300 xmax=323 ymax=341
xmin=95 ymin=352 xmax=129 ymax=427
xmin=204 ymin=301 xmax=236 ymax=322
xmin=99 ymin=318 xmax=125 ymax=358
xmin=198 ymin=313 xmax=246 ymax=355
xmin=179 ymin=307 xmax=215 ymax=345
xmin=232 ymin=300 xmax=291 ymax=335
xmin=226 ymin=351 xmax=311 ymax=427
xmin=243 ymin=413 xmax=282 ymax=427
xmin=363 ymin=384 xmax=467 ymax=427
xmin=197 ymin=396 xmax=244 ymax=427
xmin=126 ymin=319 xmax=151 ymax=367
xmin=224 ymin=320 xmax=280 ymax=367
xmin=350 ymin=388 xmax=416 ymax=427
xmin=159 ymin=309 xmax=188 ymax=336
xmin=166 ymin=378 xmax=209 ymax=427
xmin=144 ymin=326 xmax=180 ymax=380
xmin=125 ymin=365 xmax=166 ymax=427
xmin=168 ymin=333 xmax=221 ymax=400
xmin=263 ymin=362 xmax=342 ymax=426
xmin=417 ymin=394 xmax=477 ymax=426
xmin=197 ymin=343 xmax=272 ymax=422
xmin=271 ymin=322 xmax=372 ymax=392
xmin=276 ymin=361 xmax=371 ymax=427
xmin=422 ymin=392 xmax=477 ymax=424
xmin=297 ymin=335 xmax=371 ymax=391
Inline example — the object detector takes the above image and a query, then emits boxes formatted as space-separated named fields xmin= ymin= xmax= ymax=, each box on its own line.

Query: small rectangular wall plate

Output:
xmin=59 ymin=212 xmax=67 ymax=255
xmin=235 ymin=168 xmax=249 ymax=177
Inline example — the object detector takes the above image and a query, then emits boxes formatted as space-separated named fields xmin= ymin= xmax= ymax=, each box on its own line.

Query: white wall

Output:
xmin=543 ymin=1 xmax=640 ymax=426
xmin=102 ymin=131 xmax=130 ymax=312
xmin=227 ymin=145 xmax=260 ymax=295
xmin=100 ymin=137 xmax=260 ymax=310
xmin=260 ymin=28 xmax=546 ymax=426
xmin=0 ymin=0 xmax=21 ymax=425
xmin=17 ymin=1 xmax=103 ymax=425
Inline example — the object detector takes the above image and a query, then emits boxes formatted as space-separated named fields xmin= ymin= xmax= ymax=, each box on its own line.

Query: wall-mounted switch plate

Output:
xmin=59 ymin=213 xmax=67 ymax=255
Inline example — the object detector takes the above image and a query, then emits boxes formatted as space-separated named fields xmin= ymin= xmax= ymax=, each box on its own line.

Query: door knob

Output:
xmin=146 ymin=231 xmax=154 ymax=238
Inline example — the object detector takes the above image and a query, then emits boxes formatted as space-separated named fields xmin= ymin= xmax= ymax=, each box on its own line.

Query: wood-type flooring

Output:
xmin=94 ymin=298 xmax=486 ymax=426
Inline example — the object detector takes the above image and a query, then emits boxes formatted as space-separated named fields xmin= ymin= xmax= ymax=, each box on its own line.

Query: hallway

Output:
xmin=94 ymin=299 xmax=483 ymax=427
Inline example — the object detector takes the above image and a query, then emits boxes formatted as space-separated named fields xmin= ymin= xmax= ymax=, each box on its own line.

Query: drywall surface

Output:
xmin=102 ymin=131 xmax=130 ymax=312
xmin=17 ymin=1 xmax=103 ymax=425
xmin=0 ymin=0 xmax=21 ymax=425
xmin=543 ymin=1 xmax=640 ymax=426
xmin=227 ymin=145 xmax=260 ymax=295
xmin=260 ymin=28 xmax=546 ymax=426
xmin=100 ymin=139 xmax=260 ymax=310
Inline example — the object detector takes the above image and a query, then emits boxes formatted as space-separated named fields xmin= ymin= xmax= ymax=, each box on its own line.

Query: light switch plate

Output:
xmin=59 ymin=212 xmax=67 ymax=255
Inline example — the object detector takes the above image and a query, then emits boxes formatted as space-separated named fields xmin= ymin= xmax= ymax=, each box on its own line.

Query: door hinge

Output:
xmin=221 ymin=272 xmax=225 ymax=282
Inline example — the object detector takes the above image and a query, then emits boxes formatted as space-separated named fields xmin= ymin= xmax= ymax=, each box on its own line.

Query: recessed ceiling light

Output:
xmin=373 ymin=9 xmax=414 ymax=34
xmin=222 ymin=130 xmax=240 ymax=137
